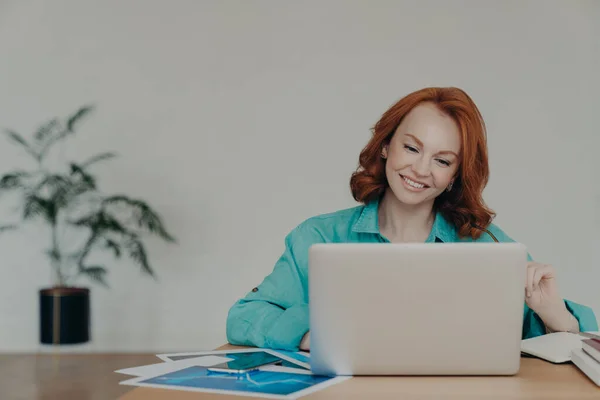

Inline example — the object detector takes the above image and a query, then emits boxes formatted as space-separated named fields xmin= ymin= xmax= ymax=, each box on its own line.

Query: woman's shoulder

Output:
xmin=296 ymin=204 xmax=365 ymax=231
xmin=303 ymin=204 xmax=365 ymax=224
xmin=287 ymin=204 xmax=366 ymax=241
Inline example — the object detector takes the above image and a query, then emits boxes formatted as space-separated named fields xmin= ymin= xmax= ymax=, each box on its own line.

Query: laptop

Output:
xmin=308 ymin=242 xmax=527 ymax=376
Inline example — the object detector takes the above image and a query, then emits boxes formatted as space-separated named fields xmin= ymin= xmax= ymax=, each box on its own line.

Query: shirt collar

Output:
xmin=351 ymin=197 xmax=457 ymax=243
xmin=351 ymin=199 xmax=380 ymax=234
xmin=428 ymin=210 xmax=456 ymax=243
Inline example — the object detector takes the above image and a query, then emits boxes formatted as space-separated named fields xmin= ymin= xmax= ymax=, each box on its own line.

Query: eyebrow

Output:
xmin=405 ymin=133 xmax=459 ymax=158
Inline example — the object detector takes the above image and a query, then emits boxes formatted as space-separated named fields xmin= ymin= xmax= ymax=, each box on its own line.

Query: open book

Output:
xmin=521 ymin=332 xmax=589 ymax=363
xmin=521 ymin=331 xmax=600 ymax=386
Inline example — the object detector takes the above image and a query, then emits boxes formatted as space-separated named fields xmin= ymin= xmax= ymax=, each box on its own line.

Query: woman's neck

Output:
xmin=377 ymin=189 xmax=435 ymax=243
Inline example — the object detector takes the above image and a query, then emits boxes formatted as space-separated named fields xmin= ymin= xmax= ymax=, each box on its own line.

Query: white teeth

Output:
xmin=402 ymin=175 xmax=425 ymax=189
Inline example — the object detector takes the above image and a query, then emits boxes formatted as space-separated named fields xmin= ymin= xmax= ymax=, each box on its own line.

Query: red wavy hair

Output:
xmin=349 ymin=87 xmax=495 ymax=239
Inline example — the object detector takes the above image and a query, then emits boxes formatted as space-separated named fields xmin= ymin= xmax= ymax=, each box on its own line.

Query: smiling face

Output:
xmin=381 ymin=102 xmax=462 ymax=207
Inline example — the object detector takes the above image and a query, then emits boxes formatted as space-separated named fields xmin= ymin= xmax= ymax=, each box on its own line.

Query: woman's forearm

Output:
xmin=538 ymin=304 xmax=580 ymax=333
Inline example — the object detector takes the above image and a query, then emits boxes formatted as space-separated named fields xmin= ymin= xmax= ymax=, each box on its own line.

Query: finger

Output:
xmin=540 ymin=264 xmax=555 ymax=279
xmin=526 ymin=264 xmax=536 ymax=297
xmin=532 ymin=267 xmax=545 ymax=293
xmin=537 ymin=264 xmax=555 ymax=287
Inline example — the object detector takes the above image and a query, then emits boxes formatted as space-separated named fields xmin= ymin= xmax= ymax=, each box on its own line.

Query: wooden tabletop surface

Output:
xmin=1 ymin=351 xmax=599 ymax=400
xmin=0 ymin=352 xmax=158 ymax=400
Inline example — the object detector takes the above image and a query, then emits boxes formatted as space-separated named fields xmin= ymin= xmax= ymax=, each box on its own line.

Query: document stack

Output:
xmin=571 ymin=338 xmax=600 ymax=386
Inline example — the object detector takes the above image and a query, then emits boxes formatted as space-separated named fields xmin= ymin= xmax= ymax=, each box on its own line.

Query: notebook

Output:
xmin=520 ymin=332 xmax=586 ymax=363
xmin=520 ymin=332 xmax=600 ymax=362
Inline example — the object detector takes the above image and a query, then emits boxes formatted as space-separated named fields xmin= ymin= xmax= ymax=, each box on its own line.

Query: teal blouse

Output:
xmin=226 ymin=199 xmax=598 ymax=350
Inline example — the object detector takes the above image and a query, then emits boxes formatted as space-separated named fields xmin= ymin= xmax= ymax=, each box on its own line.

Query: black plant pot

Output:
xmin=39 ymin=287 xmax=90 ymax=345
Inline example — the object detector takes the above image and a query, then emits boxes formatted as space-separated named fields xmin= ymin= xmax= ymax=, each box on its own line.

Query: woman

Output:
xmin=226 ymin=87 xmax=598 ymax=351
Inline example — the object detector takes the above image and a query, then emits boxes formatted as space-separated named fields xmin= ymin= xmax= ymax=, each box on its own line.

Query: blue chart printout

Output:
xmin=120 ymin=350 xmax=348 ymax=399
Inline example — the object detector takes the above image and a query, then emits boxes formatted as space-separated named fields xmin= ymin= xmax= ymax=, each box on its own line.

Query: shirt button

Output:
xmin=252 ymin=287 xmax=258 ymax=292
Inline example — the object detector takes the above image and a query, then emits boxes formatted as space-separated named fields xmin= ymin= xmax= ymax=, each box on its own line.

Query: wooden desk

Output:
xmin=117 ymin=352 xmax=600 ymax=400
xmin=1 ymin=348 xmax=598 ymax=400
xmin=0 ymin=352 xmax=158 ymax=400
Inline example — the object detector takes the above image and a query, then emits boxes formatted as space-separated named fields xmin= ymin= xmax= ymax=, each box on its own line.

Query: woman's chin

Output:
xmin=388 ymin=185 xmax=440 ymax=207
xmin=391 ymin=189 xmax=428 ymax=205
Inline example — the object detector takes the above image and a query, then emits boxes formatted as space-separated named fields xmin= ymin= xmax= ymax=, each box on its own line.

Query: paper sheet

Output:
xmin=119 ymin=364 xmax=348 ymax=399
xmin=156 ymin=348 xmax=311 ymax=370
xmin=118 ymin=348 xmax=348 ymax=399
xmin=115 ymin=355 xmax=233 ymax=376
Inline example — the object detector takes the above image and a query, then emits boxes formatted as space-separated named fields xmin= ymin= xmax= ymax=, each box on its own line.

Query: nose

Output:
xmin=411 ymin=156 xmax=430 ymax=178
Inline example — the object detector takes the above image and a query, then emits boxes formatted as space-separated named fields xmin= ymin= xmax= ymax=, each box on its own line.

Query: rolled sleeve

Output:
xmin=226 ymin=223 xmax=316 ymax=350
xmin=565 ymin=299 xmax=599 ymax=332
xmin=266 ymin=303 xmax=309 ymax=350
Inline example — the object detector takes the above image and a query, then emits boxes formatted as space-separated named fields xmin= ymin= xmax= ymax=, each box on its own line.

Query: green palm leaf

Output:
xmin=63 ymin=165 xmax=98 ymax=205
xmin=35 ymin=174 xmax=74 ymax=208
xmin=34 ymin=118 xmax=60 ymax=142
xmin=67 ymin=105 xmax=94 ymax=132
xmin=103 ymin=195 xmax=175 ymax=242
xmin=3 ymin=130 xmax=40 ymax=160
xmin=80 ymin=265 xmax=109 ymax=287
xmin=104 ymin=238 xmax=121 ymax=258
xmin=123 ymin=236 xmax=154 ymax=277
xmin=70 ymin=164 xmax=96 ymax=188
xmin=80 ymin=152 xmax=117 ymax=169
xmin=37 ymin=105 xmax=95 ymax=161
xmin=0 ymin=171 xmax=31 ymax=192
xmin=23 ymin=194 xmax=55 ymax=222
xmin=70 ymin=210 xmax=129 ymax=235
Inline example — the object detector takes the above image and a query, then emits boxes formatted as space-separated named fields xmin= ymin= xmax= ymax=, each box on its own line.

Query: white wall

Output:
xmin=0 ymin=0 xmax=598 ymax=352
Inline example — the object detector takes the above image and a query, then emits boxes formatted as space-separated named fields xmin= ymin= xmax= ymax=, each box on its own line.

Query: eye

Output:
xmin=436 ymin=159 xmax=451 ymax=167
xmin=404 ymin=145 xmax=418 ymax=153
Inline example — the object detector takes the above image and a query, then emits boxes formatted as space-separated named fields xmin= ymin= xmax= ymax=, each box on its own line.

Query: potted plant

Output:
xmin=0 ymin=105 xmax=175 ymax=345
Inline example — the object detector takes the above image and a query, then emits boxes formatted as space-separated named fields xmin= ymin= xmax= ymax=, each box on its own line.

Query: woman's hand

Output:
xmin=525 ymin=262 xmax=562 ymax=311
xmin=525 ymin=262 xmax=578 ymax=332
xmin=299 ymin=331 xmax=310 ymax=351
